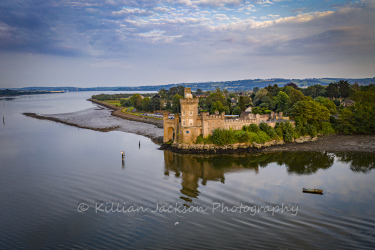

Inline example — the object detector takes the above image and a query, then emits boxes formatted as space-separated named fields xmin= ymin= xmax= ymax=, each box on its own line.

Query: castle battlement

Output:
xmin=180 ymin=98 xmax=199 ymax=104
xmin=163 ymin=91 xmax=290 ymax=144
xmin=224 ymin=119 xmax=256 ymax=125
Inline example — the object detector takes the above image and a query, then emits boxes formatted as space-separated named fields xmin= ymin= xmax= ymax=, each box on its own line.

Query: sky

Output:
xmin=0 ymin=0 xmax=374 ymax=88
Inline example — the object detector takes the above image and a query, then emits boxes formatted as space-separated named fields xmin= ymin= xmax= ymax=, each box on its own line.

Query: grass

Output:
xmin=103 ymin=99 xmax=121 ymax=107
xmin=120 ymin=107 xmax=163 ymax=120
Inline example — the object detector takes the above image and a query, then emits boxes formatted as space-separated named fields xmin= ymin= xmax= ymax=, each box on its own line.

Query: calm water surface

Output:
xmin=1 ymin=92 xmax=375 ymax=249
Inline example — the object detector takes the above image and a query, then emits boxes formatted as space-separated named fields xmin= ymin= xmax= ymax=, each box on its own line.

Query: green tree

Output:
xmin=150 ymin=96 xmax=161 ymax=111
xmin=158 ymin=88 xmax=168 ymax=99
xmin=172 ymin=94 xmax=183 ymax=113
xmin=314 ymin=96 xmax=337 ymax=115
xmin=130 ymin=94 xmax=142 ymax=110
xmin=301 ymin=84 xmax=326 ymax=98
xmin=336 ymin=90 xmax=375 ymax=134
xmin=210 ymin=101 xmax=226 ymax=114
xmin=290 ymin=100 xmax=330 ymax=125
xmin=233 ymin=106 xmax=242 ymax=115
xmin=326 ymin=82 xmax=340 ymax=98
xmin=254 ymin=88 xmax=268 ymax=105
xmin=338 ymin=80 xmax=351 ymax=98
xmin=274 ymin=91 xmax=290 ymax=113
xmin=260 ymin=96 xmax=275 ymax=110
xmin=239 ymin=96 xmax=246 ymax=111
xmin=141 ymin=97 xmax=151 ymax=111
xmin=253 ymin=87 xmax=259 ymax=93
xmin=205 ymin=93 xmax=227 ymax=111
xmin=284 ymin=86 xmax=307 ymax=108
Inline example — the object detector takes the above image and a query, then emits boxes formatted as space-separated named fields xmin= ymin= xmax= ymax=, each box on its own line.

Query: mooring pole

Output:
xmin=121 ymin=151 xmax=125 ymax=160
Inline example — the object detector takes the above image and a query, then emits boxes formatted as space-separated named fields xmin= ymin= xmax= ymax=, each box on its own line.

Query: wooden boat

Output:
xmin=302 ymin=188 xmax=323 ymax=194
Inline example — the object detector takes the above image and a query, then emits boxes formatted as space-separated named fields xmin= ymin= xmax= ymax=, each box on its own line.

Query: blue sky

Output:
xmin=0 ymin=0 xmax=374 ymax=88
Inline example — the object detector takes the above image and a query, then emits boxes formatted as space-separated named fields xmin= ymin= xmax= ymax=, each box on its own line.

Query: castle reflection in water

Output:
xmin=163 ymin=150 xmax=375 ymax=203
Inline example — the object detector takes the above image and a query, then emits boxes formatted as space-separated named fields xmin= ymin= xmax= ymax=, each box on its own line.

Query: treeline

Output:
xmin=92 ymin=80 xmax=375 ymax=136
xmin=0 ymin=89 xmax=54 ymax=96
xmin=91 ymin=93 xmax=154 ymax=101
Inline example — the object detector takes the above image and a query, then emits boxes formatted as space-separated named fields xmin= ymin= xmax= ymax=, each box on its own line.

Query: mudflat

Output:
xmin=23 ymin=105 xmax=164 ymax=144
xmin=261 ymin=134 xmax=375 ymax=153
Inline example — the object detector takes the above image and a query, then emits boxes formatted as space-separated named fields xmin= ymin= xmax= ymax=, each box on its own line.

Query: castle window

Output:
xmin=189 ymin=111 xmax=193 ymax=116
xmin=198 ymin=122 xmax=201 ymax=126
xmin=186 ymin=131 xmax=189 ymax=134
xmin=182 ymin=111 xmax=185 ymax=116
xmin=182 ymin=120 xmax=186 ymax=126
xmin=190 ymin=121 xmax=193 ymax=126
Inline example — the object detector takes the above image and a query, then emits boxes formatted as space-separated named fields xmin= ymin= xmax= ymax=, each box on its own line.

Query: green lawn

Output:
xmin=120 ymin=107 xmax=162 ymax=120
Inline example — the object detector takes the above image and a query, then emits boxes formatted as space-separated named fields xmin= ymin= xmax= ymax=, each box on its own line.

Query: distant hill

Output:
xmin=2 ymin=77 xmax=374 ymax=92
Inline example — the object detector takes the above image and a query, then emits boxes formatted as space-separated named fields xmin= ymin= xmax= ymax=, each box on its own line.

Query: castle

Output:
xmin=163 ymin=88 xmax=289 ymax=144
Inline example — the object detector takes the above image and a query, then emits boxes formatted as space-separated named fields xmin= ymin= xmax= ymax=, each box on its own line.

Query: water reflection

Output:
xmin=336 ymin=152 xmax=375 ymax=173
xmin=164 ymin=151 xmax=375 ymax=202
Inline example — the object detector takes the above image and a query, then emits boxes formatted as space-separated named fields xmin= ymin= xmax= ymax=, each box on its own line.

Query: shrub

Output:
xmin=212 ymin=129 xmax=236 ymax=145
xmin=243 ymin=124 xmax=260 ymax=133
xmin=305 ymin=123 xmax=318 ymax=137
xmin=319 ymin=122 xmax=335 ymax=134
xmin=259 ymin=122 xmax=278 ymax=139
xmin=252 ymin=131 xmax=271 ymax=144
xmin=235 ymin=130 xmax=251 ymax=143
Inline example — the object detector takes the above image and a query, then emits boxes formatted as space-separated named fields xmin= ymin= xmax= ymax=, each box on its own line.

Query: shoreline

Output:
xmin=162 ymin=134 xmax=375 ymax=154
xmin=24 ymin=99 xmax=375 ymax=154
xmin=88 ymin=99 xmax=163 ymax=128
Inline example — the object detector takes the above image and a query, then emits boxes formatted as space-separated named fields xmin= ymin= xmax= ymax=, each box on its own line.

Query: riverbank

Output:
xmin=162 ymin=134 xmax=375 ymax=154
xmin=24 ymin=99 xmax=375 ymax=153
xmin=88 ymin=99 xmax=163 ymax=128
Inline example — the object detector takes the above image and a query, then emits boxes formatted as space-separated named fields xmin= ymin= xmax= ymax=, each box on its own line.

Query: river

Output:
xmin=1 ymin=92 xmax=374 ymax=249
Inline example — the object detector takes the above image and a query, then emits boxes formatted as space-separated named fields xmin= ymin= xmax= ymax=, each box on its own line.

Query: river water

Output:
xmin=1 ymin=92 xmax=375 ymax=249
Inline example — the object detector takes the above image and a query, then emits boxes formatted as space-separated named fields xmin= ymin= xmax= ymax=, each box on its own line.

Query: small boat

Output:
xmin=302 ymin=188 xmax=323 ymax=194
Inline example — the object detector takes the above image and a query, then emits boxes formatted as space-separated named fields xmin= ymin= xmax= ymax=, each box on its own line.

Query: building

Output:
xmin=341 ymin=99 xmax=355 ymax=107
xmin=163 ymin=88 xmax=291 ymax=144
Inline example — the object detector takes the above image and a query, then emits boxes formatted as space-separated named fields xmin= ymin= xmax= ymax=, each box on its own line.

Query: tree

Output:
xmin=141 ymin=97 xmax=151 ymax=111
xmin=239 ymin=96 xmax=246 ymax=111
xmin=216 ymin=87 xmax=223 ymax=94
xmin=167 ymin=85 xmax=185 ymax=99
xmin=210 ymin=101 xmax=226 ymax=114
xmin=336 ymin=90 xmax=375 ymax=134
xmin=205 ymin=93 xmax=227 ymax=111
xmin=196 ymin=89 xmax=203 ymax=95
xmin=260 ymin=96 xmax=275 ymax=110
xmin=284 ymin=82 xmax=299 ymax=89
xmin=338 ymin=80 xmax=351 ymax=98
xmin=290 ymin=100 xmax=330 ymax=125
xmin=150 ymin=95 xmax=161 ymax=111
xmin=233 ymin=106 xmax=242 ymax=115
xmin=129 ymin=94 xmax=142 ymax=109
xmin=172 ymin=94 xmax=183 ymax=113
xmin=326 ymin=82 xmax=340 ymax=98
xmin=166 ymin=100 xmax=172 ymax=110
xmin=253 ymin=87 xmax=259 ymax=93
xmin=254 ymin=88 xmax=268 ymax=105
xmin=284 ymin=86 xmax=307 ymax=108
xmin=265 ymin=84 xmax=280 ymax=96
xmin=301 ymin=85 xmax=326 ymax=98
xmin=158 ymin=88 xmax=168 ymax=99
xmin=314 ymin=96 xmax=337 ymax=115
xmin=274 ymin=91 xmax=290 ymax=113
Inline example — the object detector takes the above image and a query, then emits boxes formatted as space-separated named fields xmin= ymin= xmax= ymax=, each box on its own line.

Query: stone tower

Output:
xmin=179 ymin=88 xmax=200 ymax=144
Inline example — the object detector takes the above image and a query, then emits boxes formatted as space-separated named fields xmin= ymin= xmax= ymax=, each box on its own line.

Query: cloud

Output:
xmin=0 ymin=0 xmax=374 ymax=87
